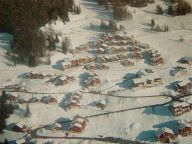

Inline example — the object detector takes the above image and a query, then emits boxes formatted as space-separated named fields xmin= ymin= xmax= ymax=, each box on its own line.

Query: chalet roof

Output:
xmin=132 ymin=78 xmax=145 ymax=84
xmin=61 ymin=61 xmax=71 ymax=66
xmin=98 ymin=48 xmax=105 ymax=51
xmin=171 ymin=101 xmax=189 ymax=108
xmin=53 ymin=123 xmax=62 ymax=128
xmin=16 ymin=122 xmax=26 ymax=128
xmin=98 ymin=100 xmax=106 ymax=105
xmin=156 ymin=127 xmax=174 ymax=136
xmin=72 ymin=122 xmax=83 ymax=128
xmin=59 ymin=76 xmax=68 ymax=81
xmin=30 ymin=71 xmax=38 ymax=75
xmin=75 ymin=117 xmax=86 ymax=123
xmin=177 ymin=79 xmax=191 ymax=87
xmin=16 ymin=138 xmax=26 ymax=144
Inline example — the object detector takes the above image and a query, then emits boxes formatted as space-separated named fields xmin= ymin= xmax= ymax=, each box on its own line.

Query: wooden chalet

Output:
xmin=17 ymin=98 xmax=28 ymax=104
xmin=150 ymin=57 xmax=164 ymax=65
xmin=5 ymin=93 xmax=18 ymax=104
xmin=57 ymin=75 xmax=75 ymax=86
xmin=85 ymin=76 xmax=100 ymax=88
xmin=96 ymin=100 xmax=106 ymax=110
xmin=156 ymin=127 xmax=175 ymax=143
xmin=28 ymin=97 xmax=40 ymax=103
xmin=131 ymin=52 xmax=143 ymax=60
xmin=65 ymin=99 xmax=80 ymax=110
xmin=117 ymin=54 xmax=128 ymax=60
xmin=61 ymin=60 xmax=71 ymax=70
xmin=132 ymin=78 xmax=145 ymax=88
xmin=12 ymin=122 xmax=29 ymax=133
xmin=97 ymin=63 xmax=109 ymax=70
xmin=69 ymin=116 xmax=87 ymax=133
xmin=177 ymin=120 xmax=192 ymax=137
xmin=170 ymin=101 xmax=191 ymax=116
xmin=96 ymin=48 xmax=106 ymax=54
xmin=51 ymin=123 xmax=62 ymax=131
xmin=120 ymin=60 xmax=134 ymax=67
xmin=175 ymin=79 xmax=192 ymax=96
xmin=26 ymin=71 xmax=38 ymax=79
xmin=84 ymin=64 xmax=96 ymax=71
xmin=40 ymin=96 xmax=57 ymax=104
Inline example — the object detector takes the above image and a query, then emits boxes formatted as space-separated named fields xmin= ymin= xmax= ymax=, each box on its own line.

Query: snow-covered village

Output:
xmin=0 ymin=0 xmax=192 ymax=144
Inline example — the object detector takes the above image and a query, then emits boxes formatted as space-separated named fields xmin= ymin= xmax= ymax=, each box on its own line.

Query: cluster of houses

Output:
xmin=132 ymin=74 xmax=163 ymax=89
xmin=26 ymin=71 xmax=56 ymax=79
xmin=4 ymin=92 xmax=57 ymax=105
xmin=65 ymin=92 xmax=82 ymax=111
xmin=61 ymin=54 xmax=95 ymax=70
xmin=84 ymin=63 xmax=109 ymax=71
xmin=69 ymin=43 xmax=93 ymax=54
xmin=156 ymin=119 xmax=192 ymax=143
xmin=84 ymin=73 xmax=100 ymax=88
xmin=145 ymin=49 xmax=164 ymax=66
xmin=175 ymin=79 xmax=192 ymax=96
xmin=55 ymin=75 xmax=75 ymax=86
xmin=69 ymin=115 xmax=88 ymax=133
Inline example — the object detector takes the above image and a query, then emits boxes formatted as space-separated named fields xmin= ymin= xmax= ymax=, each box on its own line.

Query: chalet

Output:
xmin=28 ymin=97 xmax=40 ymax=103
xmin=131 ymin=52 xmax=143 ymax=60
xmin=26 ymin=71 xmax=38 ymax=79
xmin=132 ymin=78 xmax=145 ymax=88
xmin=17 ymin=98 xmax=28 ymax=104
xmin=85 ymin=76 xmax=100 ymax=88
xmin=97 ymin=48 xmax=105 ymax=54
xmin=175 ymin=79 xmax=192 ymax=96
xmin=97 ymin=56 xmax=106 ymax=63
xmin=97 ymin=63 xmax=109 ymax=70
xmin=12 ymin=122 xmax=29 ymax=133
xmin=69 ymin=116 xmax=87 ymax=133
xmin=129 ymin=46 xmax=141 ymax=52
xmin=150 ymin=57 xmax=164 ymax=65
xmin=178 ymin=122 xmax=192 ymax=137
xmin=96 ymin=100 xmax=106 ymax=110
xmin=5 ymin=93 xmax=18 ymax=104
xmin=84 ymin=64 xmax=96 ymax=71
xmin=56 ymin=75 xmax=75 ymax=86
xmin=110 ymin=56 xmax=119 ymax=62
xmin=71 ymin=92 xmax=82 ymax=101
xmin=61 ymin=60 xmax=71 ymax=70
xmin=51 ymin=123 xmax=62 ymax=131
xmin=156 ymin=127 xmax=175 ymax=143
xmin=40 ymin=96 xmax=57 ymax=104
xmin=117 ymin=54 xmax=128 ymax=60
xmin=103 ymin=56 xmax=110 ymax=62
xmin=120 ymin=60 xmax=134 ymax=67
xmin=65 ymin=99 xmax=80 ymax=110
xmin=183 ymin=56 xmax=192 ymax=65
xmin=170 ymin=101 xmax=190 ymax=116
xmin=145 ymin=69 xmax=154 ymax=74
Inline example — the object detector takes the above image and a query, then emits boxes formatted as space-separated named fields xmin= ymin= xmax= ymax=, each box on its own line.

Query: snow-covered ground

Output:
xmin=0 ymin=0 xmax=192 ymax=143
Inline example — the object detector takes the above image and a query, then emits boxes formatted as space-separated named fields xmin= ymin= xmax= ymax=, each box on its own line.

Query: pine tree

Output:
xmin=24 ymin=103 xmax=31 ymax=117
xmin=4 ymin=138 xmax=9 ymax=144
xmin=151 ymin=18 xmax=155 ymax=28
xmin=156 ymin=5 xmax=163 ymax=15
xmin=55 ymin=34 xmax=59 ymax=43
xmin=28 ymin=53 xmax=38 ymax=67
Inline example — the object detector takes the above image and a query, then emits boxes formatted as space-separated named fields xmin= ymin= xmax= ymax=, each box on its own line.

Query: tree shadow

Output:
xmin=55 ymin=117 xmax=71 ymax=131
xmin=79 ymin=72 xmax=91 ymax=87
xmin=165 ymin=81 xmax=180 ymax=91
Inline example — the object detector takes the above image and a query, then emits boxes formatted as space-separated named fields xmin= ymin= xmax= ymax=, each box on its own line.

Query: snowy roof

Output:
xmin=184 ymin=56 xmax=192 ymax=62
xmin=177 ymin=79 xmax=191 ymax=87
xmin=61 ymin=61 xmax=71 ymax=66
xmin=98 ymin=100 xmax=106 ymax=105
xmin=30 ymin=71 xmax=38 ymax=74
xmin=171 ymin=101 xmax=189 ymax=108
xmin=16 ymin=121 xmax=26 ymax=128
xmin=59 ymin=76 xmax=67 ymax=81
xmin=132 ymin=78 xmax=145 ymax=84
xmin=72 ymin=122 xmax=82 ymax=128
xmin=75 ymin=117 xmax=85 ymax=123
xmin=16 ymin=138 xmax=26 ymax=144
xmin=53 ymin=123 xmax=62 ymax=128
xmin=156 ymin=127 xmax=174 ymax=136
xmin=98 ymin=48 xmax=105 ymax=51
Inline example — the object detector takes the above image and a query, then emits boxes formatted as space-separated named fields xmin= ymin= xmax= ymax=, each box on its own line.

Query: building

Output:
xmin=85 ymin=76 xmax=100 ymax=88
xmin=56 ymin=75 xmax=75 ymax=86
xmin=170 ymin=101 xmax=191 ymax=116
xmin=51 ymin=123 xmax=62 ymax=131
xmin=183 ymin=56 xmax=192 ymax=65
xmin=69 ymin=116 xmax=88 ymax=133
xmin=65 ymin=99 xmax=80 ymax=110
xmin=40 ymin=96 xmax=57 ymax=104
xmin=132 ymin=75 xmax=163 ymax=88
xmin=120 ymin=60 xmax=134 ymax=67
xmin=96 ymin=100 xmax=106 ymax=110
xmin=156 ymin=127 xmax=175 ymax=143
xmin=84 ymin=64 xmax=96 ymax=71
xmin=97 ymin=63 xmax=109 ymax=70
xmin=175 ymin=79 xmax=192 ymax=96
